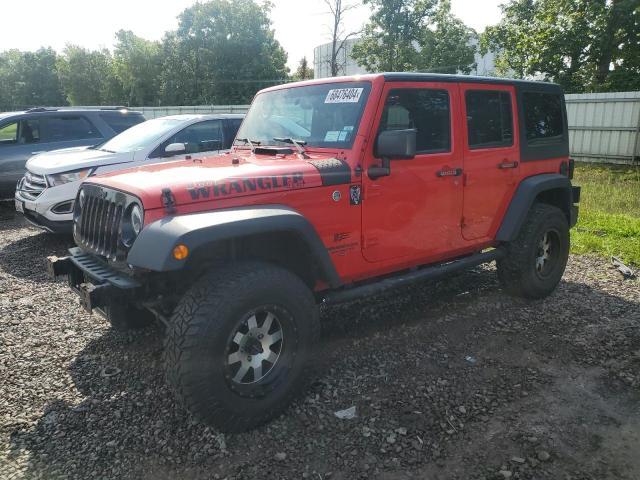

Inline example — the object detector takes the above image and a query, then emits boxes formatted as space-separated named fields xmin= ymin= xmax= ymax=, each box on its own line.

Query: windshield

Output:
xmin=98 ymin=118 xmax=183 ymax=153
xmin=236 ymin=81 xmax=371 ymax=149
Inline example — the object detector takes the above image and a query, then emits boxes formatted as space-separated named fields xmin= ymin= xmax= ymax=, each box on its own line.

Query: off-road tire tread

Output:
xmin=497 ymin=203 xmax=569 ymax=299
xmin=164 ymin=261 xmax=319 ymax=432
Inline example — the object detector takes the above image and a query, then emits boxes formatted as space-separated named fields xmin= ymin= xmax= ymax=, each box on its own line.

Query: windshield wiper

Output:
xmin=273 ymin=137 xmax=309 ymax=159
xmin=98 ymin=148 xmax=115 ymax=153
xmin=235 ymin=137 xmax=261 ymax=152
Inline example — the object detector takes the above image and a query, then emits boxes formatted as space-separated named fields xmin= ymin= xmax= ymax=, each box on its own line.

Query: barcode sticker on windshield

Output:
xmin=325 ymin=88 xmax=364 ymax=104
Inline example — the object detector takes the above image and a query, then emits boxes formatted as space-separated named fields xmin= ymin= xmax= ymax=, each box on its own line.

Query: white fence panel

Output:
xmin=136 ymin=105 xmax=250 ymax=119
xmin=566 ymin=92 xmax=640 ymax=164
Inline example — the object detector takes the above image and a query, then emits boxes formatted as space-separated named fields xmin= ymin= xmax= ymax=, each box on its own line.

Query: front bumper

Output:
xmin=19 ymin=208 xmax=72 ymax=234
xmin=14 ymin=176 xmax=78 ymax=232
xmin=47 ymin=247 xmax=140 ymax=313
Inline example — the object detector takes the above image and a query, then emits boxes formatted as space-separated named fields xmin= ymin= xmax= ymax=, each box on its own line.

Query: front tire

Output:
xmin=497 ymin=203 xmax=569 ymax=299
xmin=164 ymin=261 xmax=319 ymax=432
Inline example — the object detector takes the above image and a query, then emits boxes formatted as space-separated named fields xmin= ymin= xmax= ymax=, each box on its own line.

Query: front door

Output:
xmin=460 ymin=84 xmax=520 ymax=241
xmin=361 ymin=82 xmax=464 ymax=263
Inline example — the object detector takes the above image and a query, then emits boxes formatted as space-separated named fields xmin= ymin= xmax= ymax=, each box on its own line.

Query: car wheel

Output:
xmin=164 ymin=261 xmax=319 ymax=432
xmin=497 ymin=203 xmax=570 ymax=299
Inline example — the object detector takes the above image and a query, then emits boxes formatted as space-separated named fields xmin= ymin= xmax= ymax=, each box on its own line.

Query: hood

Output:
xmin=26 ymin=148 xmax=135 ymax=175
xmin=90 ymin=150 xmax=348 ymax=210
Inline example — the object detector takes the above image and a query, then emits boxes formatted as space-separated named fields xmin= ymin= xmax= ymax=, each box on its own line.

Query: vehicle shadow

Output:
xmin=7 ymin=261 xmax=640 ymax=479
xmin=0 ymin=226 xmax=73 ymax=282
xmin=0 ymin=201 xmax=24 ymax=232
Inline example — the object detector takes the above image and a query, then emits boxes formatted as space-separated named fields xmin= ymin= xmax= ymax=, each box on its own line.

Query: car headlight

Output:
xmin=122 ymin=204 xmax=144 ymax=247
xmin=131 ymin=204 xmax=143 ymax=235
xmin=47 ymin=168 xmax=93 ymax=187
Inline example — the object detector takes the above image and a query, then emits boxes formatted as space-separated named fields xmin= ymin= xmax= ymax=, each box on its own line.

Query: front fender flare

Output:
xmin=126 ymin=205 xmax=342 ymax=287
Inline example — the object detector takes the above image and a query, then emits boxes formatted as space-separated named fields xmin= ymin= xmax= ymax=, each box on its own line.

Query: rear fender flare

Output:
xmin=496 ymin=174 xmax=572 ymax=242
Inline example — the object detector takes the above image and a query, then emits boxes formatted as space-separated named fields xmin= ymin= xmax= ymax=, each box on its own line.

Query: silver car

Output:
xmin=0 ymin=107 xmax=145 ymax=199
xmin=15 ymin=114 xmax=244 ymax=233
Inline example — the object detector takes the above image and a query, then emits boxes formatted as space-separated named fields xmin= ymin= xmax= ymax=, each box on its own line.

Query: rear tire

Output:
xmin=164 ymin=261 xmax=319 ymax=432
xmin=497 ymin=203 xmax=569 ymax=299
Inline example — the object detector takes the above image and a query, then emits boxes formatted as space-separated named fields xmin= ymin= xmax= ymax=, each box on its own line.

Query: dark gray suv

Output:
xmin=0 ymin=107 xmax=145 ymax=198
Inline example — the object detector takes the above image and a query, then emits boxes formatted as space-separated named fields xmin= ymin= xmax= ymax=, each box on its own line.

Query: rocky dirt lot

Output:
xmin=1 ymin=201 xmax=639 ymax=480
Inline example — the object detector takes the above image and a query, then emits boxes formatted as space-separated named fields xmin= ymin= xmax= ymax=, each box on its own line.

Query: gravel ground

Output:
xmin=1 ymin=201 xmax=639 ymax=480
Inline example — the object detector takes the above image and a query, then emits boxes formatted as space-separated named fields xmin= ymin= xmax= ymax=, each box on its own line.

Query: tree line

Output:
xmin=1 ymin=0 xmax=638 ymax=110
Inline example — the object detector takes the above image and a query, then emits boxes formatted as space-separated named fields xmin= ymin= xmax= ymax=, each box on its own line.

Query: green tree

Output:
xmin=352 ymin=0 xmax=438 ymax=72
xmin=160 ymin=0 xmax=289 ymax=105
xmin=113 ymin=30 xmax=163 ymax=106
xmin=0 ymin=48 xmax=65 ymax=109
xmin=56 ymin=46 xmax=124 ymax=105
xmin=418 ymin=0 xmax=477 ymax=74
xmin=293 ymin=57 xmax=314 ymax=80
xmin=482 ymin=0 xmax=640 ymax=92
xmin=351 ymin=0 xmax=476 ymax=74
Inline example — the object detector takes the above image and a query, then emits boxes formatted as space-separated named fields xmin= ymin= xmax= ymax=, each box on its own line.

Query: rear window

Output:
xmin=466 ymin=90 xmax=514 ymax=149
xmin=523 ymin=92 xmax=564 ymax=144
xmin=100 ymin=112 xmax=145 ymax=134
xmin=44 ymin=116 xmax=101 ymax=142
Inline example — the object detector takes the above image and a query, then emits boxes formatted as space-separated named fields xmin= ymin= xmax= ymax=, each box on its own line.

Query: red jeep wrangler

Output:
xmin=48 ymin=73 xmax=580 ymax=432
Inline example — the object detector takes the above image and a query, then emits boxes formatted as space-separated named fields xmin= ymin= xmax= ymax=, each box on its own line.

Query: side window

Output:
xmin=170 ymin=120 xmax=223 ymax=154
xmin=44 ymin=116 xmax=101 ymax=142
xmin=0 ymin=122 xmax=18 ymax=146
xmin=224 ymin=118 xmax=244 ymax=149
xmin=466 ymin=90 xmax=513 ymax=149
xmin=0 ymin=120 xmax=41 ymax=146
xmin=523 ymin=92 xmax=564 ymax=144
xmin=379 ymin=89 xmax=451 ymax=153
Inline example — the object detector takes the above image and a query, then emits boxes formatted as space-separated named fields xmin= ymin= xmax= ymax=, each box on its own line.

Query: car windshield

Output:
xmin=98 ymin=118 xmax=183 ymax=153
xmin=235 ymin=81 xmax=371 ymax=149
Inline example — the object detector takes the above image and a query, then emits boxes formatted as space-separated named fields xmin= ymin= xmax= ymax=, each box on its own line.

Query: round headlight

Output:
xmin=131 ymin=205 xmax=143 ymax=235
xmin=78 ymin=189 xmax=85 ymax=209
xmin=122 ymin=204 xmax=144 ymax=247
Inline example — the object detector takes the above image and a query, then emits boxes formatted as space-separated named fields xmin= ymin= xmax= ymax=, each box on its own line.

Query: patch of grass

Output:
xmin=572 ymin=163 xmax=640 ymax=266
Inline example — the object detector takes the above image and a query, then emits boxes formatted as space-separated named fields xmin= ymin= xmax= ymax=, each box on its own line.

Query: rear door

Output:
xmin=361 ymin=82 xmax=464 ymax=262
xmin=460 ymin=84 xmax=520 ymax=241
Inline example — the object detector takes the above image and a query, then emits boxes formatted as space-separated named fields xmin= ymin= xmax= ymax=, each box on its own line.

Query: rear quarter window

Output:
xmin=523 ymin=92 xmax=564 ymax=144
xmin=100 ymin=112 xmax=146 ymax=134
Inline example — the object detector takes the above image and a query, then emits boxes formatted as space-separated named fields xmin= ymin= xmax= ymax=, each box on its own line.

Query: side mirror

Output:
xmin=376 ymin=129 xmax=416 ymax=159
xmin=164 ymin=142 xmax=186 ymax=156
xmin=369 ymin=129 xmax=417 ymax=179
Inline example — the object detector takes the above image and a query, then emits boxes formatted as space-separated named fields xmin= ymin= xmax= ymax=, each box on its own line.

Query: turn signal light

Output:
xmin=173 ymin=244 xmax=189 ymax=260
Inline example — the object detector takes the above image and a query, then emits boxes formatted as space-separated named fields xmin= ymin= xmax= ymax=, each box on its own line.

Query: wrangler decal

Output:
xmin=187 ymin=173 xmax=305 ymax=200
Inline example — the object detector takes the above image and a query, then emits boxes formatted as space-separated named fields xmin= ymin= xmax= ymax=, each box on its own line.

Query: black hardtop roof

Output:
xmin=382 ymin=72 xmax=563 ymax=92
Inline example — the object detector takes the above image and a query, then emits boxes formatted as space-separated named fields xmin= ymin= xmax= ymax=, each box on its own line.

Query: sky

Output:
xmin=0 ymin=0 xmax=504 ymax=70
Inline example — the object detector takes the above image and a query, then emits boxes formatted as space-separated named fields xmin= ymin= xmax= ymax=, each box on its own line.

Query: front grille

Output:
xmin=18 ymin=171 xmax=47 ymax=200
xmin=74 ymin=184 xmax=138 ymax=262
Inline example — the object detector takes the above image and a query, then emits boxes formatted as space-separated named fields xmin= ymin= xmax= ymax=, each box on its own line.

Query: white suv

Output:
xmin=15 ymin=114 xmax=243 ymax=233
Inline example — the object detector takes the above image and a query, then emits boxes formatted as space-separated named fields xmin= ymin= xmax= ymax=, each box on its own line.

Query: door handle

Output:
xmin=436 ymin=167 xmax=463 ymax=177
xmin=498 ymin=160 xmax=518 ymax=169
